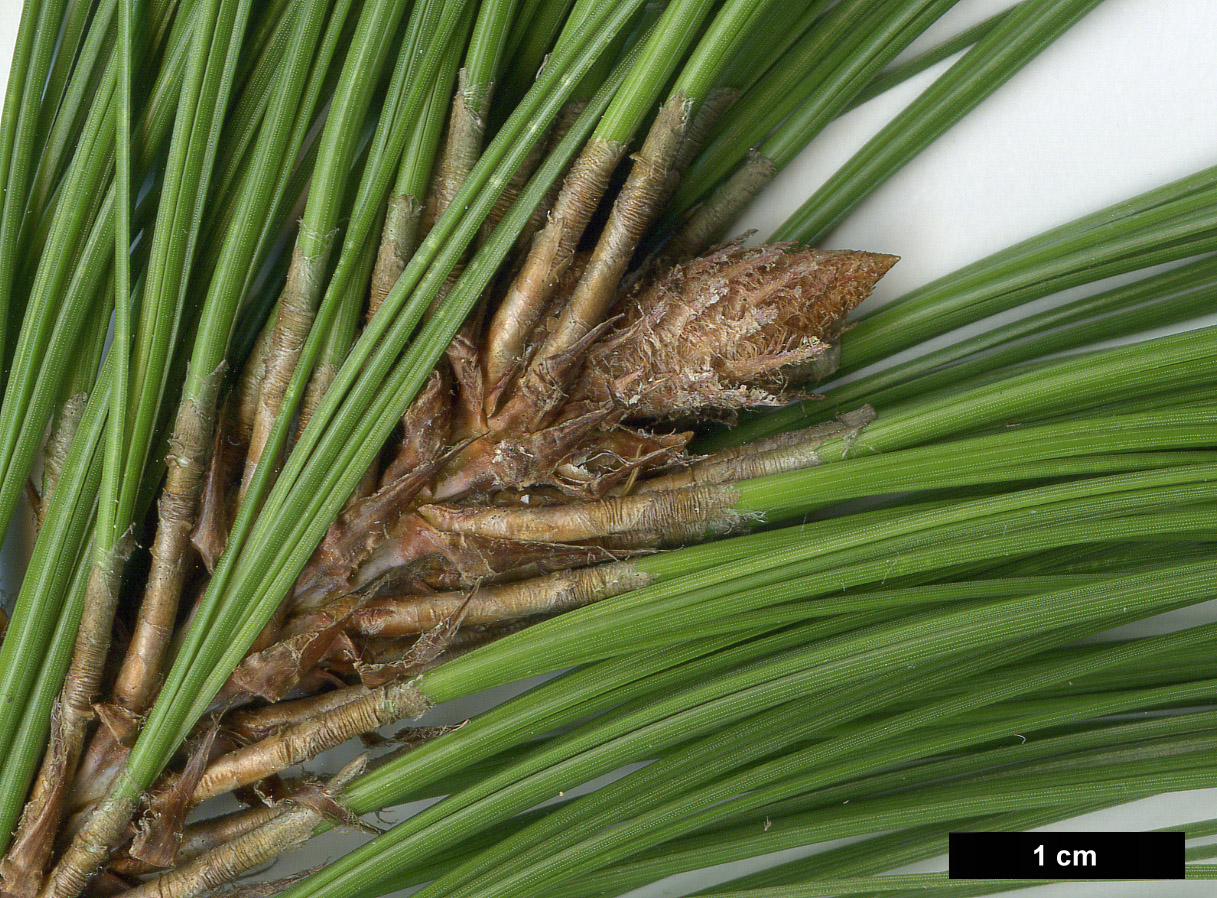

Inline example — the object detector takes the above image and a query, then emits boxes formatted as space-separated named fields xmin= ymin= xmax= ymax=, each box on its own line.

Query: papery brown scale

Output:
xmin=338 ymin=518 xmax=629 ymax=595
xmin=380 ymin=369 xmax=450 ymax=487
xmin=430 ymin=406 xmax=615 ymax=501
xmin=483 ymin=250 xmax=591 ymax=417
xmin=58 ymin=703 xmax=142 ymax=822
xmin=191 ymin=687 xmax=423 ymax=802
xmin=0 ymin=707 xmax=68 ymax=897
xmin=71 ymin=871 xmax=134 ymax=897
xmin=480 ymin=136 xmax=626 ymax=396
xmin=106 ymin=805 xmax=281 ymax=877
xmin=570 ymin=243 xmax=897 ymax=420
xmin=368 ymin=195 xmax=423 ymax=323
xmin=119 ymin=760 xmax=367 ymax=898
xmin=445 ymin=329 xmax=488 ymax=442
xmin=416 ymin=483 xmax=746 ymax=545
xmin=500 ymin=95 xmax=695 ymax=433
xmin=40 ymin=393 xmax=87 ymax=527
xmin=129 ymin=723 xmax=225 ymax=868
xmin=429 ymin=69 xmax=491 ymax=229
xmin=547 ymin=425 xmax=691 ymax=498
xmin=222 ymin=593 xmax=367 ymax=704
xmin=665 ymin=150 xmax=779 ymax=259
xmin=191 ymin=396 xmax=243 ymax=574
xmin=292 ymin=455 xmax=450 ymax=612
xmin=242 ymin=234 xmax=337 ymax=500
xmin=224 ymin=689 xmax=369 ymax=745
xmin=351 ymin=595 xmax=470 ymax=687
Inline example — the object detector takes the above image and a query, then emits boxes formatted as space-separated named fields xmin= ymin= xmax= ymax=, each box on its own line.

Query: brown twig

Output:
xmin=192 ymin=395 xmax=244 ymax=572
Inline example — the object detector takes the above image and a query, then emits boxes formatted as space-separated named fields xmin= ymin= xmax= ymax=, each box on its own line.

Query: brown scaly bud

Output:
xmin=569 ymin=243 xmax=898 ymax=421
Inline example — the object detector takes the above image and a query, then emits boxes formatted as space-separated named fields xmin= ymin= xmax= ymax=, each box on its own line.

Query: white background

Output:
xmin=1 ymin=1 xmax=1216 ymax=895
